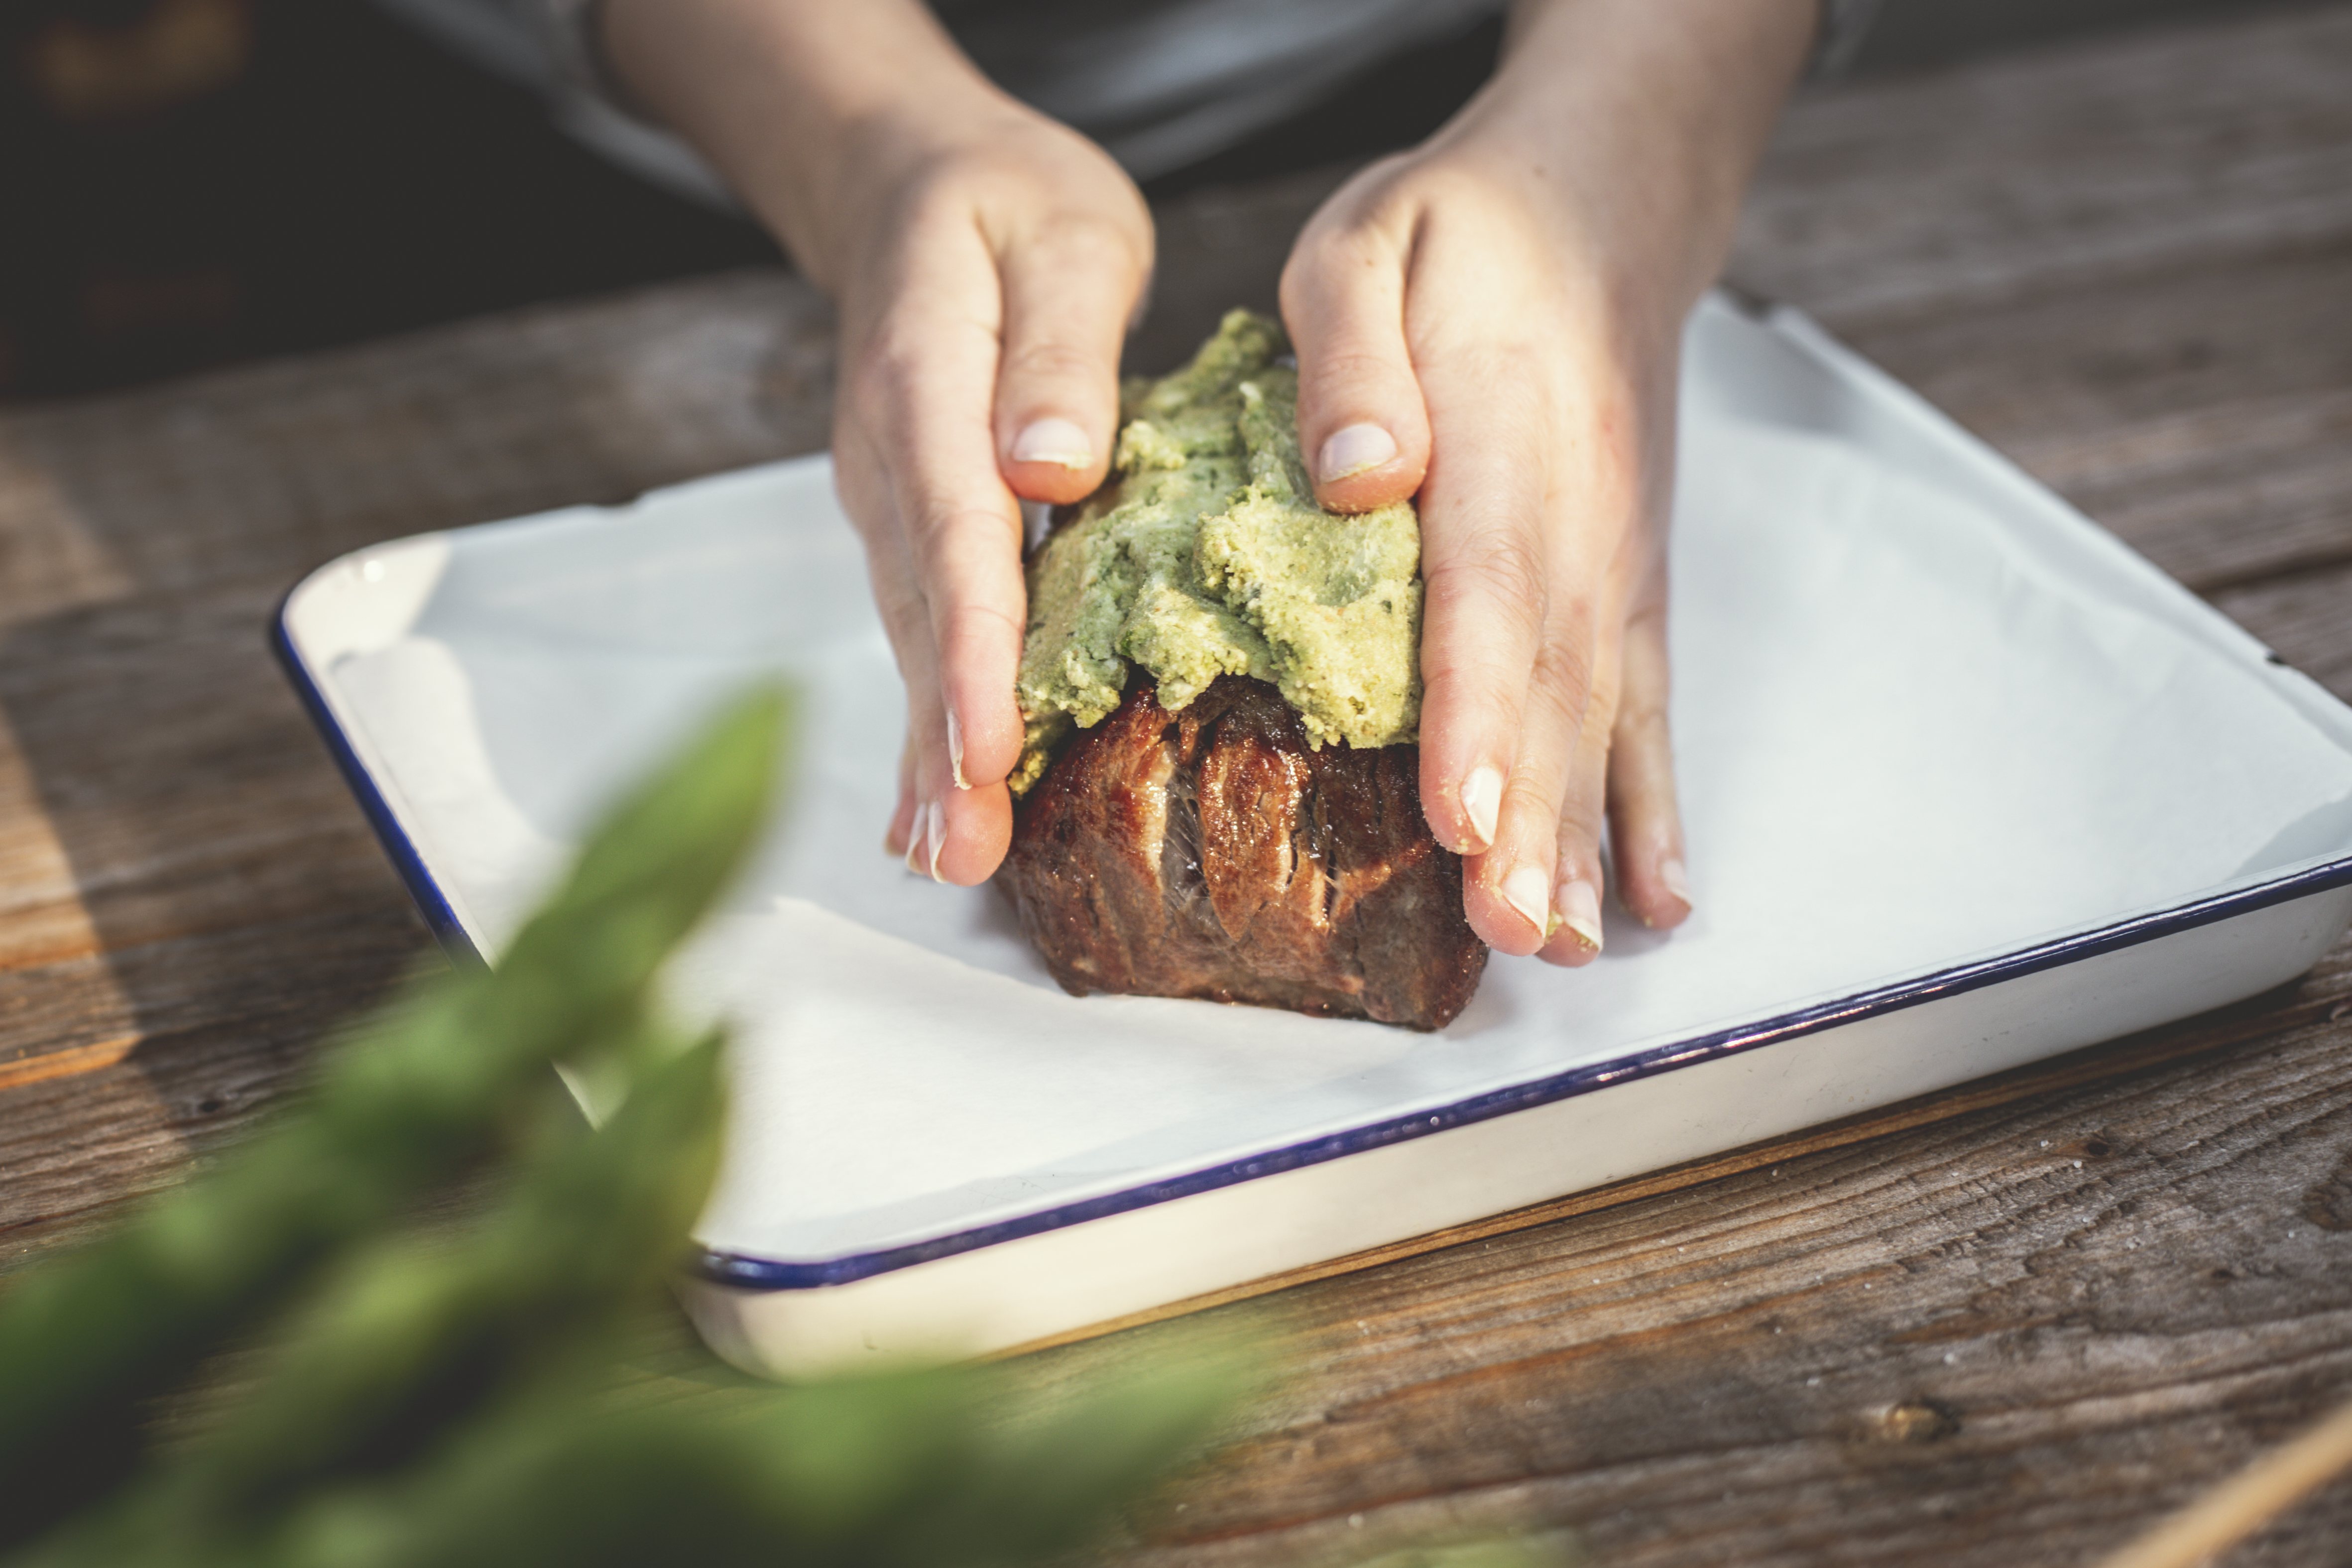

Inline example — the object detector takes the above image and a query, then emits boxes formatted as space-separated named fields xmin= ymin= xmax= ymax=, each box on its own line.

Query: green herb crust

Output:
xmin=1011 ymin=310 xmax=1423 ymax=796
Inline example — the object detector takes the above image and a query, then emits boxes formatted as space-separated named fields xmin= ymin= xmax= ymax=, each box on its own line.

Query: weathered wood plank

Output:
xmin=1007 ymin=942 xmax=2352 ymax=1360
xmin=1730 ymin=6 xmax=2352 ymax=334
xmin=0 ymin=270 xmax=834 ymax=592
xmin=1034 ymin=958 xmax=2352 ymax=1568
xmin=2216 ymin=561 xmax=2352 ymax=704
xmin=1828 ymin=237 xmax=2352 ymax=599
xmin=0 ymin=271 xmax=838 ymax=1243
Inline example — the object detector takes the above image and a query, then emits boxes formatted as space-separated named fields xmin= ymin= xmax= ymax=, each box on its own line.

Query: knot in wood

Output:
xmin=1881 ymin=1399 xmax=1962 ymax=1444
xmin=2301 ymin=1152 xmax=2352 ymax=1231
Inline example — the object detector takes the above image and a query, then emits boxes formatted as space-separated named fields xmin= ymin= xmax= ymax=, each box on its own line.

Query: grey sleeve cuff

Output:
xmin=1806 ymin=0 xmax=1881 ymax=80
xmin=541 ymin=0 xmax=634 ymax=111
xmin=537 ymin=0 xmax=740 ymax=209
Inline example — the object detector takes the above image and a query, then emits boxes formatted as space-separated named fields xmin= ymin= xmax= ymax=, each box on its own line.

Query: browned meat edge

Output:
xmin=998 ymin=675 xmax=1487 ymax=1031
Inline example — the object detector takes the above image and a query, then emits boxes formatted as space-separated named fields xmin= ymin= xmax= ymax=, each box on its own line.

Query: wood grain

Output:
xmin=0 ymin=271 xmax=838 ymax=1263
xmin=1729 ymin=6 xmax=2352 ymax=334
xmin=1002 ymin=947 xmax=2352 ymax=1361
xmin=1 ymin=5 xmax=2351 ymax=1566
xmin=1036 ymin=950 xmax=2352 ymax=1568
xmin=1814 ymin=237 xmax=2352 ymax=605
xmin=2217 ymin=562 xmax=2352 ymax=705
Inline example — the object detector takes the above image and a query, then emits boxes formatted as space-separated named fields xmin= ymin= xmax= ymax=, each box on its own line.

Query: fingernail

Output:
xmin=1460 ymin=765 xmax=1502 ymax=851
xmin=1011 ymin=417 xmax=1092 ymax=469
xmin=923 ymin=800 xmax=948 ymax=882
xmin=1659 ymin=856 xmax=1692 ymax=908
xmin=1317 ymin=422 xmax=1398 ymax=483
xmin=1556 ymin=877 xmax=1604 ymax=952
xmin=947 ymin=710 xmax=968 ymax=790
xmin=1501 ymin=865 xmax=1552 ymax=937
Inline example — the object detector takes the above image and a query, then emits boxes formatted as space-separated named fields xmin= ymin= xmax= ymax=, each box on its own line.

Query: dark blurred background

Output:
xmin=0 ymin=0 xmax=2329 ymax=404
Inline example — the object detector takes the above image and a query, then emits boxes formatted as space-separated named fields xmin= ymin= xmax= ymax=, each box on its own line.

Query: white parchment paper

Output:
xmin=323 ymin=303 xmax=2352 ymax=1264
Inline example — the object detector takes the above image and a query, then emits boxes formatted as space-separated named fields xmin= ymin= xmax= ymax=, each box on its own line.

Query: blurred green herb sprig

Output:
xmin=0 ymin=686 xmax=1233 ymax=1568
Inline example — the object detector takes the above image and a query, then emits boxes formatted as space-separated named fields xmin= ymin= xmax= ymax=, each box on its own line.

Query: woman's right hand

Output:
xmin=602 ymin=0 xmax=1154 ymax=884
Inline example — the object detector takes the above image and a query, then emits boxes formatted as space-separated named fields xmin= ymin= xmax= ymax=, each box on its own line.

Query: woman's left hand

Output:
xmin=1278 ymin=0 xmax=1814 ymax=964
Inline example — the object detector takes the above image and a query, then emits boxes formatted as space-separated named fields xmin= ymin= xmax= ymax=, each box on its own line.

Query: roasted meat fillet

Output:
xmin=999 ymin=675 xmax=1487 ymax=1031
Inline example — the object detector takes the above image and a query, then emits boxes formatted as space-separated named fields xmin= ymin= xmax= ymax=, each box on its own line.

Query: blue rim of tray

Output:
xmin=272 ymin=601 xmax=2352 ymax=1294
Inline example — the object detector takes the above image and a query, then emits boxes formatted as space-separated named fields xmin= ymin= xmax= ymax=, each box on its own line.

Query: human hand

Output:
xmin=818 ymin=109 xmax=1151 ymax=884
xmin=1279 ymin=0 xmax=1812 ymax=964
xmin=600 ymin=0 xmax=1152 ymax=885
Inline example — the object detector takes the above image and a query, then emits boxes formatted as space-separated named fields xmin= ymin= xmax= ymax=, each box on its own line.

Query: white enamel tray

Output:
xmin=277 ymin=295 xmax=2352 ymax=1379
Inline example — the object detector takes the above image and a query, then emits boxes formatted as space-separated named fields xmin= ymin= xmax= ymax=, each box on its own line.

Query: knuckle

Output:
xmin=1281 ymin=218 xmax=1406 ymax=306
xmin=1028 ymin=207 xmax=1150 ymax=274
xmin=869 ymin=582 xmax=931 ymax=676
xmin=999 ymin=337 xmax=1109 ymax=395
xmin=1417 ymin=555 xmax=1548 ymax=712
xmin=1624 ymin=593 xmax=1671 ymax=638
xmin=909 ymin=499 xmax=1020 ymax=561
xmin=898 ymin=145 xmax=1003 ymax=218
xmin=1499 ymin=622 xmax=1605 ymax=760
xmin=871 ymin=572 xmax=923 ymax=629
xmin=935 ymin=594 xmax=1023 ymax=643
xmin=933 ymin=599 xmax=1026 ymax=674
xmin=1299 ymin=348 xmax=1411 ymax=404
xmin=1525 ymin=646 xmax=1594 ymax=736
xmin=1415 ymin=647 xmax=1518 ymax=717
xmin=1614 ymin=689 xmax=1670 ymax=745
xmin=844 ymin=331 xmax=927 ymax=436
xmin=1535 ymin=620 xmax=1600 ymax=706
xmin=1556 ymin=799 xmax=1606 ymax=858
xmin=1426 ymin=532 xmax=1548 ymax=631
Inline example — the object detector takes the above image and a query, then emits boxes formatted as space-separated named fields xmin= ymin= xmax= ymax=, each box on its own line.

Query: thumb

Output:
xmin=994 ymin=207 xmax=1151 ymax=509
xmin=1280 ymin=227 xmax=1432 ymax=514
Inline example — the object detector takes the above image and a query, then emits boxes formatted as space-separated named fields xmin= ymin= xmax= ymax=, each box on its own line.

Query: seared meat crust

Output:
xmin=1000 ymin=675 xmax=1486 ymax=1030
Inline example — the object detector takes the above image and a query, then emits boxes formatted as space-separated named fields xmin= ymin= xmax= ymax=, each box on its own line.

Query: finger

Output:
xmin=900 ymin=659 xmax=1014 ymax=888
xmin=1604 ymin=598 xmax=1692 ymax=930
xmin=865 ymin=509 xmax=1011 ymax=887
xmin=851 ymin=232 xmax=1027 ymax=882
xmin=995 ymin=208 xmax=1151 ymax=506
xmin=1410 ymin=343 xmax=1552 ymax=861
xmin=1464 ymin=596 xmax=1598 ymax=957
xmin=1279 ymin=206 xmax=1433 ymax=515
xmin=836 ymin=428 xmax=935 ymax=862
xmin=1536 ymin=637 xmax=1621 ymax=968
xmin=885 ymin=738 xmax=919 ymax=860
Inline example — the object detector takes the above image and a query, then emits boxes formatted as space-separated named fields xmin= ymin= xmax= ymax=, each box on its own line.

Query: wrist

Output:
xmin=598 ymin=0 xmax=1014 ymax=290
xmin=1459 ymin=0 xmax=1813 ymax=309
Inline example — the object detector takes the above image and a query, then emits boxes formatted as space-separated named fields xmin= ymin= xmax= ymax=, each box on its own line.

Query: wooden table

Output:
xmin=5 ymin=6 xmax=2351 ymax=1564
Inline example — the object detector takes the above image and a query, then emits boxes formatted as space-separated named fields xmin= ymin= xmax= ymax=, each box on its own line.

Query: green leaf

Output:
xmin=199 ymin=1030 xmax=729 ymax=1512
xmin=238 ymin=1358 xmax=1240 ymax=1568
xmin=0 ymin=685 xmax=787 ymax=1545
xmin=0 ymin=675 xmax=1258 ymax=1568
